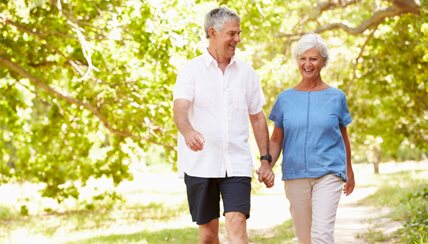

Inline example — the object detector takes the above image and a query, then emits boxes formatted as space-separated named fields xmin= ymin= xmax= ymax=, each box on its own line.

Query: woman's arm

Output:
xmin=270 ymin=126 xmax=284 ymax=167
xmin=340 ymin=126 xmax=355 ymax=196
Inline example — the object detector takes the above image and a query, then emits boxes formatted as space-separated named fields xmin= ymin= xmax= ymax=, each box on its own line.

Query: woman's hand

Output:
xmin=343 ymin=168 xmax=355 ymax=196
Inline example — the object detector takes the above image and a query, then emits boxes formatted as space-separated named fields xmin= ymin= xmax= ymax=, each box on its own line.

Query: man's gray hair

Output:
xmin=204 ymin=7 xmax=240 ymax=39
xmin=292 ymin=33 xmax=329 ymax=66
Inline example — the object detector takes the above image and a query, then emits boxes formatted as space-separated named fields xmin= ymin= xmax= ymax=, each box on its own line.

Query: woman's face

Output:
xmin=297 ymin=48 xmax=325 ymax=81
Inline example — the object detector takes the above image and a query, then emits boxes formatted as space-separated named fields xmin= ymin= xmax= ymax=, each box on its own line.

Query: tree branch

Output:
xmin=313 ymin=0 xmax=359 ymax=19
xmin=0 ymin=56 xmax=175 ymax=151
xmin=346 ymin=26 xmax=378 ymax=93
xmin=1 ymin=14 xmax=74 ymax=39
xmin=278 ymin=0 xmax=420 ymax=37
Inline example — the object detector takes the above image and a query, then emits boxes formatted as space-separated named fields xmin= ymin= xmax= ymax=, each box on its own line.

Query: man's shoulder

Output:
xmin=179 ymin=54 xmax=204 ymax=72
xmin=187 ymin=54 xmax=205 ymax=65
xmin=233 ymin=58 xmax=255 ymax=71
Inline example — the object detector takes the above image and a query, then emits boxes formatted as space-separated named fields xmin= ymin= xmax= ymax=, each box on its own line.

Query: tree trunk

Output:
xmin=373 ymin=148 xmax=381 ymax=174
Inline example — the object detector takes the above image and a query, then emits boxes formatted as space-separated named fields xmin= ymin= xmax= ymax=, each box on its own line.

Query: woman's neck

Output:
xmin=295 ymin=78 xmax=328 ymax=91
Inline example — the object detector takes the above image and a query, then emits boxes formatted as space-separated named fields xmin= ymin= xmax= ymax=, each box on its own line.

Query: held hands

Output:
xmin=183 ymin=129 xmax=205 ymax=151
xmin=256 ymin=162 xmax=275 ymax=188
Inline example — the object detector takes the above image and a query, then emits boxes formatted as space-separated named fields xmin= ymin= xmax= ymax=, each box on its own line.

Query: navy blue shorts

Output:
xmin=184 ymin=174 xmax=251 ymax=225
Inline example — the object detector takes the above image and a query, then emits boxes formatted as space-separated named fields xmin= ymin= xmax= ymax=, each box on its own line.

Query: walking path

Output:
xmin=247 ymin=167 xmax=379 ymax=243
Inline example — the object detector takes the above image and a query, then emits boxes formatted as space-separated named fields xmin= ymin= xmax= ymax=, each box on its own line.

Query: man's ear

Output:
xmin=208 ymin=27 xmax=216 ymax=39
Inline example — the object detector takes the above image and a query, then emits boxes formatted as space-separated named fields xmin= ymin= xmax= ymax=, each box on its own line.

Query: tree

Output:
xmin=0 ymin=0 xmax=214 ymax=200
xmin=347 ymin=2 xmax=428 ymax=172
xmin=0 ymin=0 xmax=425 ymax=201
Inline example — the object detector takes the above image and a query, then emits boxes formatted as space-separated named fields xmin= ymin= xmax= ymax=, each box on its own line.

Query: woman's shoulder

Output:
xmin=325 ymin=87 xmax=348 ymax=97
xmin=276 ymin=88 xmax=295 ymax=99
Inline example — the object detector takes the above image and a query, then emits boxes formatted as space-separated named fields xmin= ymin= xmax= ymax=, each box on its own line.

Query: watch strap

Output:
xmin=260 ymin=154 xmax=272 ymax=163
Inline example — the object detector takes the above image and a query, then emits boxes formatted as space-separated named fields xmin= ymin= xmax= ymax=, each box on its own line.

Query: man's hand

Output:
xmin=183 ymin=129 xmax=205 ymax=151
xmin=256 ymin=162 xmax=275 ymax=188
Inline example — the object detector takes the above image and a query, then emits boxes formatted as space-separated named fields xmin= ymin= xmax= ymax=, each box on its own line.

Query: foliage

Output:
xmin=400 ymin=187 xmax=428 ymax=243
xmin=1 ymin=0 xmax=426 ymax=201
xmin=358 ymin=170 xmax=428 ymax=243
xmin=348 ymin=0 xmax=428 ymax=161
xmin=0 ymin=0 xmax=212 ymax=200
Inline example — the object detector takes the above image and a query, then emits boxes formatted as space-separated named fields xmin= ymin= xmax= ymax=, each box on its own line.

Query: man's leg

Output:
xmin=225 ymin=212 xmax=247 ymax=244
xmin=219 ymin=177 xmax=251 ymax=244
xmin=199 ymin=218 xmax=220 ymax=244
xmin=184 ymin=174 xmax=221 ymax=243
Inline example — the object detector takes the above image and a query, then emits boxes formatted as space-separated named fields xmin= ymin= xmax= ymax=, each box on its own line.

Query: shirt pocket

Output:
xmin=232 ymin=90 xmax=248 ymax=113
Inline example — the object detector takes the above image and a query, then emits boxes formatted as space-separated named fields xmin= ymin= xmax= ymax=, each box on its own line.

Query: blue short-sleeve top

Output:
xmin=269 ymin=87 xmax=352 ymax=181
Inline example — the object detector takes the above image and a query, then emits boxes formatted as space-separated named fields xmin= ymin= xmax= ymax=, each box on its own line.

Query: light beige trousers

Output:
xmin=284 ymin=174 xmax=343 ymax=244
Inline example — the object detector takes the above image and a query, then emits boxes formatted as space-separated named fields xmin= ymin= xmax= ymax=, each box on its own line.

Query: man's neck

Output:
xmin=207 ymin=47 xmax=230 ymax=64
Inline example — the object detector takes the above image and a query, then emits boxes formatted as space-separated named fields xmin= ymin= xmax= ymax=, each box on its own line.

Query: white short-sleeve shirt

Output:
xmin=173 ymin=49 xmax=266 ymax=178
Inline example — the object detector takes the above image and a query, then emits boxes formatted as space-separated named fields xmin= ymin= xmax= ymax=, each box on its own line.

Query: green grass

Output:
xmin=356 ymin=229 xmax=388 ymax=243
xmin=67 ymin=227 xmax=199 ymax=244
xmin=358 ymin=170 xmax=428 ymax=243
xmin=249 ymin=220 xmax=295 ymax=243
xmin=0 ymin=200 xmax=189 ymax=242
xmin=67 ymin=220 xmax=296 ymax=244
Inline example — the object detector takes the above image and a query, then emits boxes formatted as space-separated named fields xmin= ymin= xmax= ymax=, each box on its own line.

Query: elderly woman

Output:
xmin=267 ymin=33 xmax=355 ymax=243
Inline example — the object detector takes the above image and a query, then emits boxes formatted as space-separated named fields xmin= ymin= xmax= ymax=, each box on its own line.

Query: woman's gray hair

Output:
xmin=292 ymin=33 xmax=329 ymax=66
xmin=204 ymin=7 xmax=240 ymax=39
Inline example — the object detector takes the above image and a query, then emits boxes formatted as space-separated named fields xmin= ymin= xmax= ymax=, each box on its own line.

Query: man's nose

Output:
xmin=234 ymin=34 xmax=240 ymax=42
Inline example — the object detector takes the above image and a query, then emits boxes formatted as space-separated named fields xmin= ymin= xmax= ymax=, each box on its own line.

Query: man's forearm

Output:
xmin=250 ymin=112 xmax=269 ymax=155
xmin=174 ymin=113 xmax=193 ymax=135
xmin=173 ymin=99 xmax=193 ymax=136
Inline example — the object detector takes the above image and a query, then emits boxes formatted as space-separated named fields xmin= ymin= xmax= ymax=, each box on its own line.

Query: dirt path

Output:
xmin=248 ymin=161 xmax=427 ymax=243
xmin=247 ymin=169 xmax=380 ymax=243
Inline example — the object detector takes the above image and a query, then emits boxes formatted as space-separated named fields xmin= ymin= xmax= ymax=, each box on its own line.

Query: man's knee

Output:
xmin=199 ymin=219 xmax=219 ymax=244
xmin=225 ymin=212 xmax=246 ymax=225
xmin=225 ymin=212 xmax=248 ymax=243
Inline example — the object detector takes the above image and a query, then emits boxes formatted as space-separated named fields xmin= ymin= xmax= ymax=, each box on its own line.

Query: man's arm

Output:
xmin=173 ymin=99 xmax=205 ymax=151
xmin=249 ymin=111 xmax=274 ymax=187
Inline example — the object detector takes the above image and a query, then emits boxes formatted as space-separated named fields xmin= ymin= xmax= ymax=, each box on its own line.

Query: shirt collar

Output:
xmin=202 ymin=48 xmax=236 ymax=68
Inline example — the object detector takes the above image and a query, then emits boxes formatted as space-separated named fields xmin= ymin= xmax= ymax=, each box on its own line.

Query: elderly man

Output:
xmin=173 ymin=6 xmax=274 ymax=244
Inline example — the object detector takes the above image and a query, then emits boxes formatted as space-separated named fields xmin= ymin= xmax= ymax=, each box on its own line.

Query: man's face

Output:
xmin=210 ymin=19 xmax=241 ymax=60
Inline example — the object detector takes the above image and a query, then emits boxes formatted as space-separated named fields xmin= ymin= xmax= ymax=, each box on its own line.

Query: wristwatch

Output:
xmin=260 ymin=154 xmax=272 ymax=163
